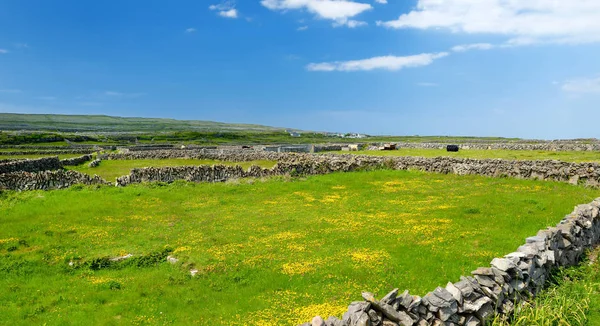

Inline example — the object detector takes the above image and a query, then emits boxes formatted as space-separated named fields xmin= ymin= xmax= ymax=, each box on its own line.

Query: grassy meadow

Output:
xmin=68 ymin=159 xmax=277 ymax=182
xmin=331 ymin=149 xmax=600 ymax=163
xmin=1 ymin=169 xmax=599 ymax=325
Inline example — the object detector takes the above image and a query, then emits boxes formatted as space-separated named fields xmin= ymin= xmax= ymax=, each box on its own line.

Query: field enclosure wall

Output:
xmin=109 ymin=151 xmax=600 ymax=187
xmin=0 ymin=156 xmax=63 ymax=174
xmin=0 ymin=170 xmax=109 ymax=191
xmin=3 ymin=151 xmax=600 ymax=190
xmin=392 ymin=141 xmax=600 ymax=151
xmin=60 ymin=154 xmax=93 ymax=166
xmin=1 ymin=148 xmax=95 ymax=155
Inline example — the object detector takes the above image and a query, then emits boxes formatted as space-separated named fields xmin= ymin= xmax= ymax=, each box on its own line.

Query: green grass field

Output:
xmin=68 ymin=159 xmax=277 ymax=182
xmin=1 ymin=170 xmax=598 ymax=325
xmin=331 ymin=149 xmax=600 ymax=163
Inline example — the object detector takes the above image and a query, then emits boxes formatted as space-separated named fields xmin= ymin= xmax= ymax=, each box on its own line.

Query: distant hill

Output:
xmin=0 ymin=113 xmax=295 ymax=133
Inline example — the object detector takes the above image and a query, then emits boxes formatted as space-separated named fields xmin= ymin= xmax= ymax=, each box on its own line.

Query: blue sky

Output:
xmin=1 ymin=0 xmax=600 ymax=139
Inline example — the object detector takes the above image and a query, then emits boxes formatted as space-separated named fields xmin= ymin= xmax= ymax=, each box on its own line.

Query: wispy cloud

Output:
xmin=417 ymin=82 xmax=438 ymax=87
xmin=104 ymin=91 xmax=145 ymax=98
xmin=377 ymin=0 xmax=600 ymax=45
xmin=185 ymin=28 xmax=197 ymax=33
xmin=374 ymin=0 xmax=387 ymax=3
xmin=14 ymin=43 xmax=29 ymax=49
xmin=451 ymin=43 xmax=495 ymax=52
xmin=262 ymin=0 xmax=372 ymax=28
xmin=37 ymin=96 xmax=57 ymax=100
xmin=210 ymin=1 xmax=239 ymax=19
xmin=333 ymin=20 xmax=367 ymax=28
xmin=0 ymin=49 xmax=8 ymax=54
xmin=297 ymin=25 xmax=309 ymax=31
xmin=0 ymin=89 xmax=22 ymax=93
xmin=561 ymin=76 xmax=600 ymax=94
xmin=307 ymin=52 xmax=449 ymax=72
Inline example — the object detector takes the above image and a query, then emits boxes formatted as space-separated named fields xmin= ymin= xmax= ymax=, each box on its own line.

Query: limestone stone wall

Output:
xmin=0 ymin=158 xmax=20 ymax=164
xmin=1 ymin=149 xmax=95 ymax=155
xmin=0 ymin=170 xmax=109 ymax=191
xmin=392 ymin=142 xmax=600 ymax=151
xmin=105 ymin=149 xmax=291 ymax=162
xmin=0 ymin=156 xmax=63 ymax=174
xmin=113 ymin=153 xmax=600 ymax=187
xmin=60 ymin=154 xmax=93 ymax=166
xmin=300 ymin=199 xmax=600 ymax=326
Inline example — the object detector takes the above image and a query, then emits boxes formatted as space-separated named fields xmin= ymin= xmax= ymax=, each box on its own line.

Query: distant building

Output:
xmin=346 ymin=133 xmax=367 ymax=139
xmin=289 ymin=132 xmax=300 ymax=137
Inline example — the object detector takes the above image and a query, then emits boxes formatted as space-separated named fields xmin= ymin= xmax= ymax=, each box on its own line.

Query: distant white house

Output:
xmin=287 ymin=130 xmax=301 ymax=137
xmin=346 ymin=133 xmax=367 ymax=139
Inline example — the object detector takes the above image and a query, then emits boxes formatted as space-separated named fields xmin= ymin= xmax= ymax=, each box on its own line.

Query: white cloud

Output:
xmin=0 ymin=49 xmax=8 ymax=54
xmin=377 ymin=0 xmax=600 ymax=44
xmin=306 ymin=52 xmax=448 ymax=72
xmin=219 ymin=9 xmax=238 ymax=18
xmin=561 ymin=76 xmax=600 ymax=94
xmin=185 ymin=28 xmax=197 ymax=33
xmin=0 ymin=89 xmax=21 ymax=93
xmin=261 ymin=0 xmax=372 ymax=28
xmin=374 ymin=0 xmax=387 ymax=3
xmin=416 ymin=82 xmax=438 ymax=87
xmin=451 ymin=43 xmax=494 ymax=52
xmin=14 ymin=43 xmax=29 ymax=49
xmin=210 ymin=2 xmax=239 ymax=19
xmin=297 ymin=25 xmax=309 ymax=31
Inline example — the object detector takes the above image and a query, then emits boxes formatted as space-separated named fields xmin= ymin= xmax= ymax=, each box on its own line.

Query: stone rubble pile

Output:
xmin=0 ymin=170 xmax=109 ymax=191
xmin=301 ymin=199 xmax=600 ymax=326
xmin=88 ymin=159 xmax=101 ymax=168
xmin=0 ymin=156 xmax=63 ymax=174
xmin=60 ymin=154 xmax=93 ymax=166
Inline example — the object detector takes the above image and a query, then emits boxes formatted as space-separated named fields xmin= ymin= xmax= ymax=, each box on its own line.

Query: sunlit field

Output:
xmin=1 ymin=169 xmax=598 ymax=325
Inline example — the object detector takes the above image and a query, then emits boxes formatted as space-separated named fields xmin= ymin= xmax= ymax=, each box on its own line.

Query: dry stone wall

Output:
xmin=0 ymin=158 xmax=20 ymax=164
xmin=105 ymin=149 xmax=291 ymax=162
xmin=300 ymin=199 xmax=600 ymax=326
xmin=60 ymin=154 xmax=93 ymax=166
xmin=0 ymin=170 xmax=109 ymax=191
xmin=0 ymin=156 xmax=63 ymax=174
xmin=113 ymin=153 xmax=600 ymax=187
xmin=393 ymin=142 xmax=600 ymax=151
xmin=1 ymin=149 xmax=95 ymax=155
